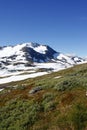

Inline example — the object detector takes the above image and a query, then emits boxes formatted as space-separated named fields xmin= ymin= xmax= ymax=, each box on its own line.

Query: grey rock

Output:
xmin=29 ymin=86 xmax=42 ymax=94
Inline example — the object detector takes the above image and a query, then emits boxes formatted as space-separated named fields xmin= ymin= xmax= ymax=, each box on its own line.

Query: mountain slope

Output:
xmin=0 ymin=42 xmax=86 ymax=84
xmin=0 ymin=63 xmax=87 ymax=130
xmin=0 ymin=42 xmax=85 ymax=64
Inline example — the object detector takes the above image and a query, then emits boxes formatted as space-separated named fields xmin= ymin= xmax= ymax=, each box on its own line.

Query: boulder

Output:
xmin=29 ymin=86 xmax=42 ymax=94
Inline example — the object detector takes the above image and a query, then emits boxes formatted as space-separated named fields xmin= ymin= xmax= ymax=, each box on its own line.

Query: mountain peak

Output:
xmin=0 ymin=42 xmax=86 ymax=80
xmin=19 ymin=42 xmax=40 ymax=48
xmin=0 ymin=42 xmax=87 ymax=84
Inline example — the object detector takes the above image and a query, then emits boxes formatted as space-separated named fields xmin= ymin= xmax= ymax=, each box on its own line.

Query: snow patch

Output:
xmin=0 ymin=88 xmax=4 ymax=91
xmin=34 ymin=45 xmax=47 ymax=54
xmin=54 ymin=76 xmax=61 ymax=79
xmin=0 ymin=72 xmax=48 ymax=84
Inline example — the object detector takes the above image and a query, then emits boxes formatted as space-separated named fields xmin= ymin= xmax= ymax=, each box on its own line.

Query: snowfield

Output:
xmin=0 ymin=62 xmax=66 ymax=84
xmin=34 ymin=62 xmax=71 ymax=71
xmin=0 ymin=72 xmax=48 ymax=84
xmin=0 ymin=42 xmax=87 ymax=85
xmin=0 ymin=60 xmax=87 ymax=84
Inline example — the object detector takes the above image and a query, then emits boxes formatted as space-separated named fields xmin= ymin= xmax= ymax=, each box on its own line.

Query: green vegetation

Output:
xmin=0 ymin=63 xmax=87 ymax=130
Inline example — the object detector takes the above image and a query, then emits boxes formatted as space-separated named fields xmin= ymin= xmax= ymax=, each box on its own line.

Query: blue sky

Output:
xmin=0 ymin=0 xmax=87 ymax=57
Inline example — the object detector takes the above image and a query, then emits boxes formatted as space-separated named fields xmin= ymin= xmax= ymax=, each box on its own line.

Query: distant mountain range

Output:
xmin=0 ymin=42 xmax=86 ymax=78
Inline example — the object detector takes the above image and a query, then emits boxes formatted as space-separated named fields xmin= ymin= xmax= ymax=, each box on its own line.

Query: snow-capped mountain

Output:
xmin=0 ymin=42 xmax=86 ymax=71
xmin=0 ymin=43 xmax=56 ymax=65
xmin=0 ymin=42 xmax=86 ymax=84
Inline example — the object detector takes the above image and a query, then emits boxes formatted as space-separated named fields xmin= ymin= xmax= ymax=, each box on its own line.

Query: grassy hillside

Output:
xmin=0 ymin=63 xmax=87 ymax=130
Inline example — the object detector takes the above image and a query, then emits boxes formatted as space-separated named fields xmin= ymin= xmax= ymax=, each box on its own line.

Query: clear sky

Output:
xmin=0 ymin=0 xmax=87 ymax=57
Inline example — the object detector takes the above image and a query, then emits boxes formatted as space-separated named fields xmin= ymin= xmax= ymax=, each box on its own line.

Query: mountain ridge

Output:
xmin=0 ymin=42 xmax=87 ymax=84
xmin=0 ymin=42 xmax=86 ymax=63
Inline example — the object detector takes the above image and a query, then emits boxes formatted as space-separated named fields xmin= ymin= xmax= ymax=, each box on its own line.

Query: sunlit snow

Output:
xmin=34 ymin=45 xmax=47 ymax=54
xmin=0 ymin=42 xmax=86 ymax=85
xmin=0 ymin=72 xmax=48 ymax=84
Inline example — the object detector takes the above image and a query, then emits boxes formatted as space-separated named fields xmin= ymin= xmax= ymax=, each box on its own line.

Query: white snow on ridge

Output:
xmin=34 ymin=45 xmax=47 ymax=54
xmin=0 ymin=43 xmax=48 ymax=59
xmin=0 ymin=72 xmax=48 ymax=84
xmin=57 ymin=53 xmax=75 ymax=64
xmin=0 ymin=44 xmax=25 ymax=58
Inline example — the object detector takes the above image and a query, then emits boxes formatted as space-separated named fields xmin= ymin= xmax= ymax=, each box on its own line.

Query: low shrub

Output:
xmin=42 ymin=92 xmax=56 ymax=112
xmin=43 ymin=101 xmax=56 ymax=112
xmin=54 ymin=78 xmax=79 ymax=91
xmin=70 ymin=103 xmax=87 ymax=130
xmin=0 ymin=99 xmax=41 ymax=130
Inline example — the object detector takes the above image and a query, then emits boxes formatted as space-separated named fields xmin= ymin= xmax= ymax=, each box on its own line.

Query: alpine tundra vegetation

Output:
xmin=0 ymin=63 xmax=87 ymax=130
